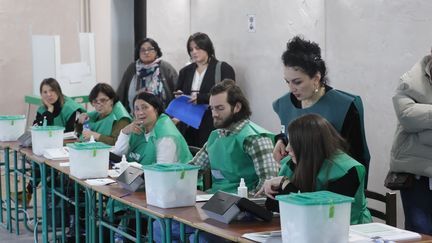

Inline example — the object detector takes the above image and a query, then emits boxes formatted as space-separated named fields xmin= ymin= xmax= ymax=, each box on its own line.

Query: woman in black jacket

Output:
xmin=174 ymin=32 xmax=235 ymax=147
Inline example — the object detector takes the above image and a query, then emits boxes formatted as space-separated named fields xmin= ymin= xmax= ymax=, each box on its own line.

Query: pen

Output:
xmin=119 ymin=192 xmax=131 ymax=198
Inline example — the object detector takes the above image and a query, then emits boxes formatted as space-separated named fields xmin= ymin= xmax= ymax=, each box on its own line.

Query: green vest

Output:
xmin=110 ymin=114 xmax=192 ymax=213
xmin=127 ymin=114 xmax=192 ymax=165
xmin=207 ymin=121 xmax=274 ymax=193
xmin=87 ymin=101 xmax=131 ymax=136
xmin=273 ymin=89 xmax=370 ymax=166
xmin=37 ymin=96 xmax=86 ymax=127
xmin=279 ymin=153 xmax=372 ymax=224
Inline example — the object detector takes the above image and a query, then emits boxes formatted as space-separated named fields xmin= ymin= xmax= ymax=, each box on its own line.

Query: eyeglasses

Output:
xmin=140 ymin=48 xmax=155 ymax=53
xmin=91 ymin=98 xmax=110 ymax=105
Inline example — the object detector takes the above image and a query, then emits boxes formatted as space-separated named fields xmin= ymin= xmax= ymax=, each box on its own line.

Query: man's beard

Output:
xmin=214 ymin=112 xmax=241 ymax=129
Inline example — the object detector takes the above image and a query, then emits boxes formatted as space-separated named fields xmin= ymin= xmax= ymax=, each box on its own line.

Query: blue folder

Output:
xmin=165 ymin=95 xmax=208 ymax=129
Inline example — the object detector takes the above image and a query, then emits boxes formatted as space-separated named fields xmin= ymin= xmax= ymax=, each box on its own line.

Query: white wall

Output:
xmin=90 ymin=0 xmax=111 ymax=85
xmin=325 ymin=0 xmax=432 ymax=227
xmin=147 ymin=0 xmax=191 ymax=72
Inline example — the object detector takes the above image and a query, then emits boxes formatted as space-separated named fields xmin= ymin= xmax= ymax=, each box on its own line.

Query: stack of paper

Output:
xmin=43 ymin=147 xmax=69 ymax=160
xmin=349 ymin=223 xmax=421 ymax=242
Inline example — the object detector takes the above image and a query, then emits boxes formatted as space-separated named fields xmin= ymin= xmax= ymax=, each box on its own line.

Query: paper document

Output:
xmin=165 ymin=95 xmax=208 ymax=129
xmin=43 ymin=147 xmax=69 ymax=160
xmin=108 ymin=169 xmax=121 ymax=178
xmin=196 ymin=194 xmax=214 ymax=202
xmin=242 ymin=231 xmax=281 ymax=243
xmin=85 ymin=178 xmax=116 ymax=186
xmin=349 ymin=223 xmax=421 ymax=242
xmin=63 ymin=131 xmax=77 ymax=140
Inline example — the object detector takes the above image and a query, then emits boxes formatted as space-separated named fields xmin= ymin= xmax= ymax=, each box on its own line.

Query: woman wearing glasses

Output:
xmin=174 ymin=32 xmax=235 ymax=147
xmin=117 ymin=38 xmax=178 ymax=111
xmin=272 ymin=36 xmax=370 ymax=185
xmin=77 ymin=83 xmax=132 ymax=145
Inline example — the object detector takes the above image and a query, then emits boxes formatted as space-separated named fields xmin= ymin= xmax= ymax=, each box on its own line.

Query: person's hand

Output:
xmin=42 ymin=98 xmax=54 ymax=113
xmin=255 ymin=176 xmax=284 ymax=199
xmin=173 ymin=90 xmax=183 ymax=98
xmin=188 ymin=94 xmax=197 ymax=104
xmin=171 ymin=117 xmax=180 ymax=125
xmin=122 ymin=120 xmax=144 ymax=135
xmin=273 ymin=139 xmax=288 ymax=162
xmin=82 ymin=130 xmax=100 ymax=141
xmin=78 ymin=113 xmax=89 ymax=124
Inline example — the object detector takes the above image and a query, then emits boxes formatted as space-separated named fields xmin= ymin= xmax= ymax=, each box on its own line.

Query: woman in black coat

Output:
xmin=174 ymin=32 xmax=235 ymax=147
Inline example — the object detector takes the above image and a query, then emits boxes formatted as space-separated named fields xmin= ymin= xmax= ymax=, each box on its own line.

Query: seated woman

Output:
xmin=112 ymin=91 xmax=192 ymax=164
xmin=77 ymin=83 xmax=131 ymax=145
xmin=35 ymin=78 xmax=86 ymax=130
xmin=13 ymin=78 xmax=86 ymax=204
xmin=108 ymin=92 xmax=192 ymax=240
xmin=258 ymin=114 xmax=371 ymax=225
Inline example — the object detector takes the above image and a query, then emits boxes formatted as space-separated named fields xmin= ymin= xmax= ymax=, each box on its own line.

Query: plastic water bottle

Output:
xmin=83 ymin=118 xmax=90 ymax=131
xmin=237 ymin=178 xmax=248 ymax=198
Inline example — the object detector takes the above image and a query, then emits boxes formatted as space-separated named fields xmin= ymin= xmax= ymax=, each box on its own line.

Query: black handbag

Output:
xmin=384 ymin=171 xmax=414 ymax=190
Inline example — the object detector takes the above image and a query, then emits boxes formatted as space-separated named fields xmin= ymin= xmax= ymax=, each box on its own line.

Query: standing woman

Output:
xmin=175 ymin=32 xmax=235 ymax=147
xmin=272 ymin=36 xmax=370 ymax=183
xmin=117 ymin=38 xmax=178 ymax=111
xmin=77 ymin=83 xmax=131 ymax=145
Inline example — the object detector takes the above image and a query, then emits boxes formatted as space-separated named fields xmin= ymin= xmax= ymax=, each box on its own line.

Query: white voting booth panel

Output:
xmin=31 ymin=33 xmax=96 ymax=97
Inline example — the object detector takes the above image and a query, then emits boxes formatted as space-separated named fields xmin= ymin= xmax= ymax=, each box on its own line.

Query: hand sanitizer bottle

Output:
xmin=237 ymin=178 xmax=248 ymax=198
xmin=119 ymin=155 xmax=129 ymax=174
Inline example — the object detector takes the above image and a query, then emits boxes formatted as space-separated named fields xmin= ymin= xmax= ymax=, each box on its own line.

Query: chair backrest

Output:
xmin=188 ymin=146 xmax=201 ymax=156
xmin=189 ymin=146 xmax=212 ymax=191
xmin=365 ymin=189 xmax=397 ymax=226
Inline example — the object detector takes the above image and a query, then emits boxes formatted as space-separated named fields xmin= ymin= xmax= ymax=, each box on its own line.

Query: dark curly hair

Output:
xmin=282 ymin=36 xmax=328 ymax=85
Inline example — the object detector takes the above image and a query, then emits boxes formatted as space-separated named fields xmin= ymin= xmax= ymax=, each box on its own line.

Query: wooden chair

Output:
xmin=365 ymin=189 xmax=397 ymax=226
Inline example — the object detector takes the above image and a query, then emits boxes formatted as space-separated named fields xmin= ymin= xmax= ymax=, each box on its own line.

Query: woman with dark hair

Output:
xmin=174 ymin=32 xmax=235 ymax=147
xmin=272 ymin=36 xmax=370 ymax=184
xmin=258 ymin=114 xmax=371 ymax=225
xmin=117 ymin=38 xmax=178 ymax=111
xmin=108 ymin=92 xmax=192 ymax=238
xmin=34 ymin=78 xmax=86 ymax=131
xmin=77 ymin=83 xmax=131 ymax=145
xmin=112 ymin=92 xmax=192 ymax=165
